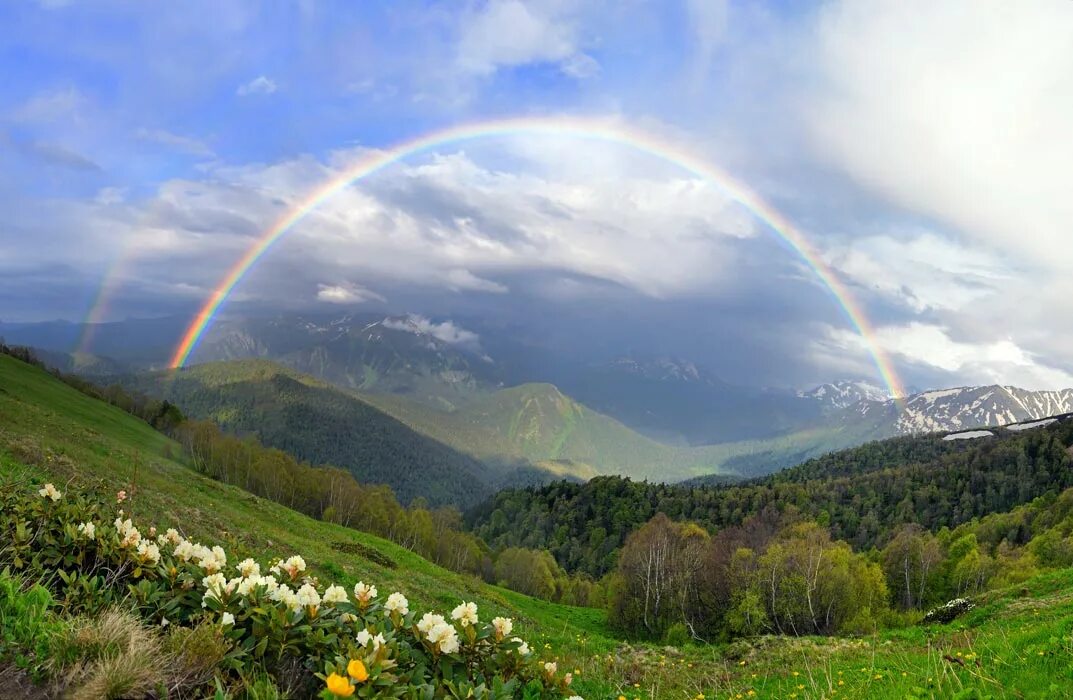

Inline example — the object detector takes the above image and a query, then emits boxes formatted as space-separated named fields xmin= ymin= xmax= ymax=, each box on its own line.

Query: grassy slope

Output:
xmin=3 ymin=353 xmax=1073 ymax=698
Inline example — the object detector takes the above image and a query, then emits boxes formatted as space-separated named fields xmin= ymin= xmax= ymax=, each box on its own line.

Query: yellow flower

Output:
xmin=326 ymin=672 xmax=355 ymax=697
xmin=618 ymin=696 xmax=626 ymax=700
xmin=347 ymin=659 xmax=369 ymax=682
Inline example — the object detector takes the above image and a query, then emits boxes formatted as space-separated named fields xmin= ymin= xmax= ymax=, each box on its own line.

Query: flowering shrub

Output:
xmin=922 ymin=598 xmax=975 ymax=625
xmin=0 ymin=482 xmax=582 ymax=698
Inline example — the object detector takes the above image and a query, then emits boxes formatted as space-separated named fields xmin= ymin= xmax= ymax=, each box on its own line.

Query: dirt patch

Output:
xmin=0 ymin=663 xmax=53 ymax=699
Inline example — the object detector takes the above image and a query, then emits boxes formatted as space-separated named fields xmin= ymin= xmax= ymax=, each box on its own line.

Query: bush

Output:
xmin=663 ymin=622 xmax=690 ymax=647
xmin=0 ymin=481 xmax=583 ymax=698
xmin=922 ymin=598 xmax=975 ymax=625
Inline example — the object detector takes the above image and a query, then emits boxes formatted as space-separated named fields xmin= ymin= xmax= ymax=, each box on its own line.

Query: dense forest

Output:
xmin=468 ymin=426 xmax=1073 ymax=577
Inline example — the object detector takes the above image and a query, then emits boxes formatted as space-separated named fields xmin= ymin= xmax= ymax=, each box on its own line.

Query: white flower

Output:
xmin=116 ymin=490 xmax=127 ymax=503
xmin=236 ymin=558 xmax=260 ymax=578
xmin=564 ymin=673 xmax=573 ymax=686
xmin=148 ymin=526 xmax=157 ymax=537
xmin=201 ymin=573 xmax=228 ymax=604
xmin=491 ymin=616 xmax=513 ymax=639
xmin=353 ymin=581 xmax=377 ymax=605
xmin=356 ymin=629 xmax=373 ymax=647
xmin=114 ymin=518 xmax=141 ymax=548
xmin=258 ymin=575 xmax=279 ymax=595
xmin=373 ymin=633 xmax=385 ymax=649
xmin=544 ymin=661 xmax=558 ymax=676
xmin=384 ymin=592 xmax=408 ymax=616
xmin=427 ymin=621 xmax=459 ymax=654
xmin=296 ymin=583 xmax=321 ymax=609
xmin=451 ymin=601 xmax=478 ymax=628
xmin=567 ymin=696 xmax=583 ymax=700
xmin=236 ymin=576 xmax=263 ymax=597
xmin=164 ymin=528 xmax=182 ymax=545
xmin=77 ymin=522 xmax=96 ymax=540
xmin=271 ymin=584 xmax=301 ymax=612
xmin=417 ymin=612 xmax=446 ymax=635
xmin=173 ymin=539 xmax=196 ymax=562
xmin=279 ymin=555 xmax=306 ymax=580
xmin=38 ymin=483 xmax=62 ymax=501
xmin=512 ymin=637 xmax=530 ymax=656
xmin=136 ymin=541 xmax=160 ymax=566
xmin=221 ymin=612 xmax=235 ymax=626
xmin=322 ymin=584 xmax=348 ymax=605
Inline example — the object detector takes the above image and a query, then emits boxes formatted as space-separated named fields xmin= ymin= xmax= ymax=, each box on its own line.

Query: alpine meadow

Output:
xmin=4 ymin=2 xmax=1073 ymax=698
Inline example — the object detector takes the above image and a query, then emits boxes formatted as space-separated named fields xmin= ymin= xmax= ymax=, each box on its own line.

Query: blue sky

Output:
xmin=2 ymin=0 xmax=1073 ymax=391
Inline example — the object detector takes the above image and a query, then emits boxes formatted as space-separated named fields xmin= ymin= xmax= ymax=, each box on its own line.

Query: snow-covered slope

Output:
xmin=799 ymin=380 xmax=890 ymax=412
xmin=849 ymin=385 xmax=1073 ymax=435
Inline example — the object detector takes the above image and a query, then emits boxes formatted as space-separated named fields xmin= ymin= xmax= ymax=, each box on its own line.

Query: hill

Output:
xmin=4 ymin=351 xmax=1073 ymax=697
xmin=122 ymin=359 xmax=496 ymax=507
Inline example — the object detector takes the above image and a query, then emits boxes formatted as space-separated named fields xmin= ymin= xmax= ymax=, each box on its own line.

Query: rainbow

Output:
xmin=168 ymin=116 xmax=906 ymax=400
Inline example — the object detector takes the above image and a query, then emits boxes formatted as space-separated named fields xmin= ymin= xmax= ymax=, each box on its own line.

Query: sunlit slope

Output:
xmin=0 ymin=354 xmax=607 ymax=639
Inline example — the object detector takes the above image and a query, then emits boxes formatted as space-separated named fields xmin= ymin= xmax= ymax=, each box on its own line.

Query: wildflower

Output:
xmin=564 ymin=672 xmax=573 ymax=686
xmin=114 ymin=518 xmax=141 ymax=548
xmin=372 ymin=633 xmax=385 ymax=649
xmin=202 ymin=573 xmax=231 ymax=605
xmin=173 ymin=539 xmax=196 ymax=562
xmin=353 ymin=581 xmax=377 ymax=607
xmin=492 ymin=616 xmax=513 ymax=639
xmin=426 ymin=621 xmax=459 ymax=654
xmin=544 ymin=661 xmax=558 ymax=676
xmin=512 ymin=637 xmax=530 ymax=655
xmin=197 ymin=545 xmax=227 ymax=574
xmin=77 ymin=522 xmax=96 ymax=540
xmin=237 ymin=558 xmax=260 ymax=578
xmin=451 ymin=601 xmax=478 ymax=627
xmin=384 ymin=592 xmax=409 ymax=616
xmin=356 ymin=629 xmax=373 ymax=647
xmin=221 ymin=612 xmax=235 ymax=626
xmin=296 ymin=583 xmax=321 ymax=610
xmin=323 ymin=584 xmax=348 ymax=605
xmin=567 ymin=697 xmax=583 ymax=700
xmin=136 ymin=541 xmax=160 ymax=565
xmin=347 ymin=659 xmax=369 ymax=682
xmin=340 ymin=613 xmax=357 ymax=623
xmin=279 ymin=555 xmax=306 ymax=580
xmin=325 ymin=672 xmax=355 ymax=697
xmin=258 ymin=574 xmax=279 ymax=596
xmin=116 ymin=490 xmax=127 ymax=503
xmin=418 ymin=612 xmax=446 ymax=635
xmin=38 ymin=483 xmax=62 ymax=501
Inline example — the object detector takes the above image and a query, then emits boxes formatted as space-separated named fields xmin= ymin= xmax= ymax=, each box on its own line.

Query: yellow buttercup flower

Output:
xmin=347 ymin=659 xmax=369 ymax=682
xmin=326 ymin=672 xmax=355 ymax=697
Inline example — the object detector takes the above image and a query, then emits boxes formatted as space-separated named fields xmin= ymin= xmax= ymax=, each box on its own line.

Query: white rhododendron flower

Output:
xmin=136 ymin=541 xmax=160 ymax=565
xmin=163 ymin=528 xmax=181 ymax=545
xmin=38 ymin=483 xmax=62 ymax=501
xmin=512 ymin=637 xmax=530 ymax=655
xmin=427 ymin=621 xmax=460 ymax=654
xmin=491 ymin=616 xmax=513 ymax=639
xmin=114 ymin=518 xmax=141 ymax=548
xmin=236 ymin=558 xmax=260 ymax=578
xmin=564 ymin=672 xmax=573 ymax=685
xmin=221 ymin=612 xmax=235 ymax=626
xmin=353 ymin=581 xmax=377 ymax=604
xmin=417 ymin=612 xmax=446 ymax=635
xmin=322 ymin=584 xmax=347 ymax=605
xmin=544 ymin=661 xmax=558 ymax=675
xmin=356 ymin=629 xmax=372 ymax=647
xmin=258 ymin=575 xmax=279 ymax=596
xmin=77 ymin=522 xmax=96 ymax=540
xmin=173 ymin=540 xmax=196 ymax=562
xmin=197 ymin=545 xmax=227 ymax=573
xmin=373 ymin=633 xmax=385 ymax=649
xmin=451 ymin=601 xmax=478 ymax=628
xmin=384 ymin=592 xmax=409 ymax=616
xmin=202 ymin=573 xmax=229 ymax=603
xmin=278 ymin=555 xmax=306 ymax=580
xmin=296 ymin=583 xmax=321 ymax=609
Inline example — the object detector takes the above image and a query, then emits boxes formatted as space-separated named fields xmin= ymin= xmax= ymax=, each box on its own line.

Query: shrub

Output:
xmin=0 ymin=481 xmax=583 ymax=698
xmin=922 ymin=598 xmax=975 ymax=624
xmin=663 ymin=622 xmax=690 ymax=647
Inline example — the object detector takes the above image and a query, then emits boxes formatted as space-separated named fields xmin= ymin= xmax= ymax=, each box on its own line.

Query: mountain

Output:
xmin=124 ymin=359 xmax=498 ymax=507
xmin=842 ymin=385 xmax=1073 ymax=436
xmin=798 ymin=379 xmax=889 ymax=413
xmin=190 ymin=314 xmax=501 ymax=409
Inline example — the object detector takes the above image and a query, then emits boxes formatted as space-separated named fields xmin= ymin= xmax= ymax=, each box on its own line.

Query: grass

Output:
xmin=3 ymin=352 xmax=1073 ymax=698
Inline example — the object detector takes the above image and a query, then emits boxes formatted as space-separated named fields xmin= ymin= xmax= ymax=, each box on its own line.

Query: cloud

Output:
xmin=382 ymin=314 xmax=482 ymax=351
xmin=686 ymin=0 xmax=728 ymax=81
xmin=806 ymin=0 xmax=1073 ymax=273
xmin=445 ymin=269 xmax=508 ymax=293
xmin=828 ymin=232 xmax=1011 ymax=313
xmin=10 ymin=87 xmax=87 ymax=124
xmin=95 ymin=187 xmax=127 ymax=205
xmin=135 ymin=128 xmax=215 ymax=158
xmin=826 ymin=322 xmax=1073 ymax=391
xmin=315 ymin=283 xmax=385 ymax=304
xmin=236 ymin=75 xmax=277 ymax=96
xmin=19 ymin=140 xmax=100 ymax=171
xmin=456 ymin=0 xmax=596 ymax=78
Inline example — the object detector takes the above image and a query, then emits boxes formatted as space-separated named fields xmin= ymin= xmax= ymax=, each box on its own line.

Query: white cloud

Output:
xmin=94 ymin=187 xmax=127 ymax=205
xmin=135 ymin=128 xmax=215 ymax=158
xmin=236 ymin=75 xmax=277 ymax=96
xmin=456 ymin=0 xmax=596 ymax=78
xmin=827 ymin=322 xmax=1073 ymax=391
xmin=315 ymin=283 xmax=385 ymax=304
xmin=383 ymin=314 xmax=482 ymax=350
xmin=807 ymin=0 xmax=1073 ymax=272
xmin=11 ymin=87 xmax=86 ymax=124
xmin=445 ymin=269 xmax=508 ymax=293
xmin=828 ymin=232 xmax=1010 ymax=313
xmin=686 ymin=0 xmax=728 ymax=81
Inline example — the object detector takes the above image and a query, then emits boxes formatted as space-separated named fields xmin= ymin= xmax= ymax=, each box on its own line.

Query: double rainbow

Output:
xmin=156 ymin=116 xmax=905 ymax=399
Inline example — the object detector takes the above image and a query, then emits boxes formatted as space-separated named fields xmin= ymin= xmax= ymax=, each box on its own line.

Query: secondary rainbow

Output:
xmin=168 ymin=116 xmax=906 ymax=400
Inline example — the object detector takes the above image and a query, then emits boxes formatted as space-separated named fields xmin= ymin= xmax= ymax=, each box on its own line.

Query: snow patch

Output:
xmin=942 ymin=430 xmax=994 ymax=441
xmin=1005 ymin=418 xmax=1057 ymax=432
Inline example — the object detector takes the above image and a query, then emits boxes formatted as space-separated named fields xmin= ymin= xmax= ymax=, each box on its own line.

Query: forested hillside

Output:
xmin=469 ymin=423 xmax=1073 ymax=577
xmin=124 ymin=360 xmax=498 ymax=506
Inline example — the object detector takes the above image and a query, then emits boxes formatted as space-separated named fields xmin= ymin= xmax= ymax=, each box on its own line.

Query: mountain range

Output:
xmin=8 ymin=312 xmax=1073 ymax=507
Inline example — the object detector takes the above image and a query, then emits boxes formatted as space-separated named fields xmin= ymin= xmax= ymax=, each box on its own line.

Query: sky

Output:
xmin=1 ymin=0 xmax=1072 ymax=392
